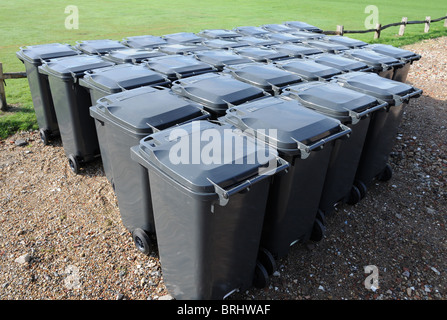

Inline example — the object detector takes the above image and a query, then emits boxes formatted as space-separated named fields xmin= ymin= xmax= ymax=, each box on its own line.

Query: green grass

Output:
xmin=1 ymin=0 xmax=446 ymax=139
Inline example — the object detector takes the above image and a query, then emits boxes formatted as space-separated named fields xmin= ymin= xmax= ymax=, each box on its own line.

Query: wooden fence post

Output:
xmin=336 ymin=25 xmax=344 ymax=36
xmin=444 ymin=14 xmax=447 ymax=27
xmin=425 ymin=16 xmax=431 ymax=33
xmin=398 ymin=17 xmax=408 ymax=36
xmin=374 ymin=23 xmax=381 ymax=39
xmin=0 ymin=63 xmax=7 ymax=111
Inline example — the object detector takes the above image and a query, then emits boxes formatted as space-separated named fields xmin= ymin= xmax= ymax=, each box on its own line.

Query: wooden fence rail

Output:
xmin=0 ymin=63 xmax=27 ymax=111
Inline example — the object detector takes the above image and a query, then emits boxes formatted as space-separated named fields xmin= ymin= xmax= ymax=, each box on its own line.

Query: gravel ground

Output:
xmin=0 ymin=37 xmax=446 ymax=301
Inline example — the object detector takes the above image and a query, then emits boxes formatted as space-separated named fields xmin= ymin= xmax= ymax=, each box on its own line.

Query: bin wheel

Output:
xmin=257 ymin=248 xmax=276 ymax=275
xmin=253 ymin=261 xmax=269 ymax=289
xmin=132 ymin=228 xmax=152 ymax=256
xmin=39 ymin=129 xmax=50 ymax=146
xmin=310 ymin=218 xmax=326 ymax=242
xmin=346 ymin=185 xmax=362 ymax=205
xmin=354 ymin=179 xmax=367 ymax=199
xmin=378 ymin=163 xmax=393 ymax=182
xmin=68 ymin=155 xmax=80 ymax=174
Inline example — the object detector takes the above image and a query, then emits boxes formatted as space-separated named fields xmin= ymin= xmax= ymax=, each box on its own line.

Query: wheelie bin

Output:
xmin=321 ymin=35 xmax=368 ymax=49
xmin=16 ymin=43 xmax=80 ymax=145
xmin=233 ymin=26 xmax=271 ymax=37
xmin=263 ymin=32 xmax=305 ymax=44
xmin=274 ymin=58 xmax=342 ymax=82
xmin=197 ymin=29 xmax=242 ymax=40
xmin=340 ymin=49 xmax=406 ymax=79
xmin=192 ymin=50 xmax=254 ymax=71
xmin=303 ymin=39 xmax=350 ymax=54
xmin=309 ymin=53 xmax=373 ymax=73
xmin=270 ymin=43 xmax=323 ymax=58
xmin=121 ymin=35 xmax=167 ymax=49
xmin=38 ymin=54 xmax=115 ymax=173
xmin=262 ymin=23 xmax=297 ymax=33
xmin=233 ymin=46 xmax=292 ymax=63
xmin=162 ymin=32 xmax=204 ymax=44
xmin=158 ymin=43 xmax=209 ymax=55
xmin=170 ymin=72 xmax=268 ymax=118
xmin=102 ymin=48 xmax=166 ymax=64
xmin=90 ymin=86 xmax=210 ymax=255
xmin=75 ymin=39 xmax=127 ymax=55
xmin=202 ymin=38 xmax=250 ymax=50
xmin=224 ymin=63 xmax=303 ymax=95
xmin=330 ymin=71 xmax=423 ymax=188
xmin=143 ymin=54 xmax=217 ymax=81
xmin=364 ymin=44 xmax=421 ymax=82
xmin=284 ymin=21 xmax=323 ymax=33
xmin=282 ymin=81 xmax=388 ymax=215
xmin=234 ymin=36 xmax=281 ymax=48
xmin=130 ymin=120 xmax=289 ymax=299
xmin=222 ymin=96 xmax=351 ymax=258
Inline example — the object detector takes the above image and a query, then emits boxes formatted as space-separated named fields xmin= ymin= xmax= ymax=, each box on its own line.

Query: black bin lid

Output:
xmin=223 ymin=96 xmax=344 ymax=154
xmin=102 ymin=48 xmax=166 ymax=64
xmin=198 ymin=29 xmax=242 ymax=39
xmin=366 ymin=44 xmax=421 ymax=61
xmin=202 ymin=39 xmax=250 ymax=50
xmin=235 ymin=36 xmax=281 ymax=47
xmin=162 ymin=32 xmax=204 ymax=44
xmin=284 ymin=21 xmax=323 ymax=33
xmin=75 ymin=39 xmax=127 ymax=55
xmin=330 ymin=71 xmax=419 ymax=105
xmin=158 ymin=43 xmax=210 ymax=55
xmin=304 ymin=40 xmax=350 ymax=53
xmin=122 ymin=35 xmax=167 ymax=49
xmin=135 ymin=120 xmax=279 ymax=194
xmin=271 ymin=43 xmax=323 ymax=58
xmin=275 ymin=59 xmax=342 ymax=81
xmin=310 ymin=53 xmax=370 ymax=72
xmin=91 ymin=86 xmax=208 ymax=134
xmin=234 ymin=47 xmax=291 ymax=62
xmin=38 ymin=54 xmax=115 ymax=80
xmin=193 ymin=50 xmax=253 ymax=69
xmin=79 ymin=63 xmax=170 ymax=94
xmin=283 ymin=81 xmax=380 ymax=122
xmin=224 ymin=63 xmax=302 ymax=93
xmin=262 ymin=24 xmax=297 ymax=33
xmin=144 ymin=54 xmax=216 ymax=79
xmin=233 ymin=26 xmax=270 ymax=37
xmin=171 ymin=73 xmax=267 ymax=114
xmin=289 ymin=31 xmax=324 ymax=40
xmin=342 ymin=49 xmax=402 ymax=69
xmin=264 ymin=33 xmax=304 ymax=43
xmin=323 ymin=36 xmax=368 ymax=48
xmin=16 ymin=43 xmax=79 ymax=65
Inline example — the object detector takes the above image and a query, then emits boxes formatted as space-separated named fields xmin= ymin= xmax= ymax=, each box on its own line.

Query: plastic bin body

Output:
xmin=309 ymin=53 xmax=372 ymax=73
xmin=274 ymin=59 xmax=342 ymax=81
xmin=271 ymin=43 xmax=323 ymax=58
xmin=38 ymin=55 xmax=115 ymax=166
xmin=341 ymin=49 xmax=405 ymax=79
xmin=366 ymin=44 xmax=421 ymax=83
xmin=283 ymin=82 xmax=389 ymax=214
xmin=330 ymin=72 xmax=422 ymax=186
xmin=222 ymin=96 xmax=350 ymax=258
xmin=16 ymin=43 xmax=79 ymax=139
xmin=171 ymin=73 xmax=268 ymax=118
xmin=233 ymin=47 xmax=292 ymax=63
xmin=224 ymin=63 xmax=303 ymax=95
xmin=122 ymin=35 xmax=167 ymax=49
xmin=89 ymin=86 xmax=209 ymax=235
xmin=193 ymin=50 xmax=254 ymax=71
xmin=130 ymin=120 xmax=287 ymax=300
xmin=144 ymin=54 xmax=216 ymax=81
xmin=75 ymin=39 xmax=127 ymax=55
xmin=102 ymin=48 xmax=166 ymax=64
xmin=284 ymin=21 xmax=323 ymax=33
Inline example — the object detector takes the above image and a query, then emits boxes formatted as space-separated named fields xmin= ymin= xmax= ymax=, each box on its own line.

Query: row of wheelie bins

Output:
xmin=16 ymin=21 xmax=423 ymax=300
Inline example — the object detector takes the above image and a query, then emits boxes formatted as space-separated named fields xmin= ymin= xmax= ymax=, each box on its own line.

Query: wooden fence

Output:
xmin=0 ymin=63 xmax=27 ymax=111
xmin=327 ymin=14 xmax=447 ymax=39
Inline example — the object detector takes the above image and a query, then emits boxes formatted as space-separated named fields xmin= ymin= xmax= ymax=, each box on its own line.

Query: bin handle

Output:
xmin=348 ymin=101 xmax=388 ymax=124
xmin=291 ymin=123 xmax=352 ymax=159
xmin=397 ymin=88 xmax=423 ymax=103
xmin=207 ymin=157 xmax=289 ymax=206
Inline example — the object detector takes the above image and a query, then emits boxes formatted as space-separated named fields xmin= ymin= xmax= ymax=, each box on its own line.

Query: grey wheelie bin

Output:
xmin=282 ymin=82 xmax=388 ymax=216
xmin=365 ymin=44 xmax=421 ymax=82
xmin=102 ymin=48 xmax=166 ymax=64
xmin=321 ymin=35 xmax=368 ymax=49
xmin=170 ymin=72 xmax=268 ymax=118
xmin=162 ymin=32 xmax=204 ymax=44
xmin=303 ymin=39 xmax=350 ymax=54
xmin=222 ymin=96 xmax=351 ymax=258
xmin=330 ymin=71 xmax=422 ymax=188
xmin=16 ymin=43 xmax=79 ymax=145
xmin=263 ymin=32 xmax=305 ymax=44
xmin=75 ymin=39 xmax=127 ymax=55
xmin=158 ymin=43 xmax=209 ymax=55
xmin=202 ymin=38 xmax=250 ymax=50
xmin=197 ymin=29 xmax=242 ymax=40
xmin=38 ymin=55 xmax=115 ymax=173
xmin=309 ymin=53 xmax=373 ymax=73
xmin=233 ymin=26 xmax=271 ymax=37
xmin=121 ymin=35 xmax=167 ymax=49
xmin=284 ymin=21 xmax=323 ymax=33
xmin=289 ymin=31 xmax=324 ymax=40
xmin=340 ymin=49 xmax=406 ymax=79
xmin=90 ymin=86 xmax=210 ymax=256
xmin=262 ymin=23 xmax=297 ymax=33
xmin=270 ymin=43 xmax=323 ymax=58
xmin=143 ymin=54 xmax=217 ymax=81
xmin=130 ymin=120 xmax=289 ymax=299
xmin=193 ymin=50 xmax=254 ymax=71
xmin=233 ymin=46 xmax=292 ymax=63
xmin=224 ymin=63 xmax=303 ymax=95
xmin=274 ymin=58 xmax=342 ymax=82
xmin=235 ymin=36 xmax=281 ymax=48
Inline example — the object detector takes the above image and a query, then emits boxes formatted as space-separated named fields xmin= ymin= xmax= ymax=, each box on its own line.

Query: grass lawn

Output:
xmin=1 ymin=0 xmax=446 ymax=139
